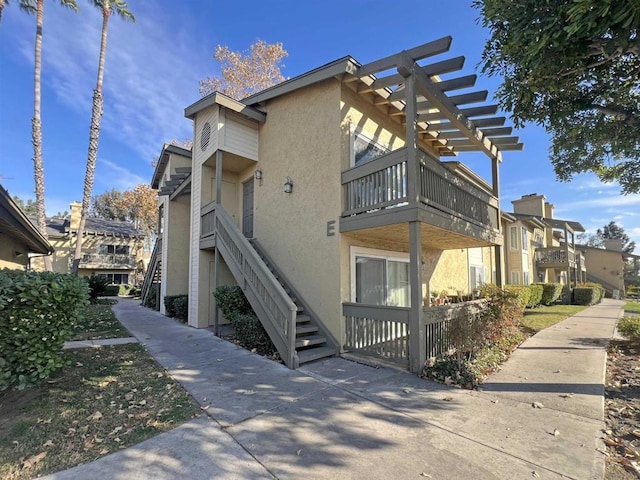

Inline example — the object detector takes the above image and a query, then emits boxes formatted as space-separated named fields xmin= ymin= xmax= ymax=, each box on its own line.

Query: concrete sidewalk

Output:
xmin=43 ymin=298 xmax=623 ymax=480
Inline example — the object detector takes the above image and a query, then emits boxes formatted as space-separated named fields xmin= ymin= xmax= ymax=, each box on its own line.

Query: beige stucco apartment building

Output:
xmin=32 ymin=202 xmax=145 ymax=283
xmin=148 ymin=37 xmax=526 ymax=373
xmin=502 ymin=193 xmax=586 ymax=287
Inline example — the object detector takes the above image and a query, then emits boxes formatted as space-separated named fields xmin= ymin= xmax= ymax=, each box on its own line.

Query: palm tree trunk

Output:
xmin=72 ymin=7 xmax=110 ymax=275
xmin=33 ymin=0 xmax=52 ymax=271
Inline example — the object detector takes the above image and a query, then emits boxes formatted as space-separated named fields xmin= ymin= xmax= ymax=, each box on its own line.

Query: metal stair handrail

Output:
xmin=213 ymin=203 xmax=299 ymax=368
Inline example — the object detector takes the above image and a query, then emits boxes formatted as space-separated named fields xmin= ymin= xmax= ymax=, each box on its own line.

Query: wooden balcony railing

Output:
xmin=342 ymin=299 xmax=487 ymax=367
xmin=535 ymin=247 xmax=576 ymax=267
xmin=80 ymin=253 xmax=136 ymax=268
xmin=341 ymin=147 xmax=499 ymax=230
xmin=201 ymin=200 xmax=216 ymax=238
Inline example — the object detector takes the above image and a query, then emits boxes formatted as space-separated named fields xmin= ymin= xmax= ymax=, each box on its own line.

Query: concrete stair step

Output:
xmin=296 ymin=324 xmax=318 ymax=335
xmin=295 ymin=335 xmax=326 ymax=348
xmin=297 ymin=346 xmax=335 ymax=365
xmin=296 ymin=314 xmax=310 ymax=323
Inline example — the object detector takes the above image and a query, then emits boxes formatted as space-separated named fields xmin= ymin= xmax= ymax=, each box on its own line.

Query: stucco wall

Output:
xmin=584 ymin=248 xmax=625 ymax=290
xmin=252 ymin=78 xmax=343 ymax=339
xmin=165 ymin=194 xmax=191 ymax=296
xmin=0 ymin=233 xmax=29 ymax=269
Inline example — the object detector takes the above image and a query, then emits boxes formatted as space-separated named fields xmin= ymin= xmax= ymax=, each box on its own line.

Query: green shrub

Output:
xmin=104 ymin=285 xmax=119 ymax=296
xmin=213 ymin=285 xmax=252 ymax=322
xmin=173 ymin=296 xmax=188 ymax=321
xmin=143 ymin=284 xmax=158 ymax=309
xmin=573 ymin=287 xmax=600 ymax=305
xmin=118 ymin=284 xmax=133 ymax=296
xmin=0 ymin=269 xmax=89 ymax=390
xmin=504 ymin=285 xmax=531 ymax=311
xmin=164 ymin=294 xmax=188 ymax=319
xmin=618 ymin=316 xmax=640 ymax=343
xmin=526 ymin=284 xmax=544 ymax=308
xmin=539 ymin=283 xmax=563 ymax=305
xmin=579 ymin=282 xmax=604 ymax=303
xmin=231 ymin=313 xmax=276 ymax=353
xmin=87 ymin=275 xmax=109 ymax=302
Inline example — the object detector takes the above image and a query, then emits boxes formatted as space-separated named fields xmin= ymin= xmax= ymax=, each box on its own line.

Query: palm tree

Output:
xmin=19 ymin=0 xmax=79 ymax=270
xmin=72 ymin=0 xmax=134 ymax=275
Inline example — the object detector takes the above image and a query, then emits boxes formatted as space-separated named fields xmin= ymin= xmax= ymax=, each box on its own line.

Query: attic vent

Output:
xmin=200 ymin=122 xmax=211 ymax=152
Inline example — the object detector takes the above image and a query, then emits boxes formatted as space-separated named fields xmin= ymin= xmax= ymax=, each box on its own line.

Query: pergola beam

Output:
xmin=417 ymin=104 xmax=498 ymax=123
xmin=357 ymin=36 xmax=452 ymax=78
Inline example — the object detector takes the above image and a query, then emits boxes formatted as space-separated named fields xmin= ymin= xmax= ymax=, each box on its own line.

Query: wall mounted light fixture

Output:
xmin=284 ymin=176 xmax=293 ymax=193
xmin=254 ymin=169 xmax=263 ymax=186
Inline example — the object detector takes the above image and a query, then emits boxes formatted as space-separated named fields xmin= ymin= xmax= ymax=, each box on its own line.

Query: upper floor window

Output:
xmin=521 ymin=227 xmax=528 ymax=251
xmin=352 ymin=131 xmax=390 ymax=166
xmin=98 ymin=244 xmax=130 ymax=255
xmin=509 ymin=226 xmax=518 ymax=250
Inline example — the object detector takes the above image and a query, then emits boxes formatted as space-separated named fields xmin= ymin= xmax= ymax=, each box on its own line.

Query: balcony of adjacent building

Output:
xmin=79 ymin=252 xmax=137 ymax=269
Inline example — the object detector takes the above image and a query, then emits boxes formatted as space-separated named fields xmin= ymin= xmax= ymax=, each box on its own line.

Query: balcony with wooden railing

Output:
xmin=79 ymin=253 xmax=137 ymax=269
xmin=535 ymin=247 xmax=577 ymax=269
xmin=340 ymin=147 xmax=501 ymax=249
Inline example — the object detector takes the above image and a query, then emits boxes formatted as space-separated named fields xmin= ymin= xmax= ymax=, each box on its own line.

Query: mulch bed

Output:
xmin=605 ymin=340 xmax=640 ymax=479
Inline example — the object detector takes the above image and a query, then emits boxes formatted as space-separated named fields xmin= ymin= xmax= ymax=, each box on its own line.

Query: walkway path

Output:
xmin=44 ymin=298 xmax=623 ymax=480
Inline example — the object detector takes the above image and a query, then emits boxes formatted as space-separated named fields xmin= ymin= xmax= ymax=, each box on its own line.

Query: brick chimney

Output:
xmin=604 ymin=239 xmax=623 ymax=251
xmin=544 ymin=202 xmax=554 ymax=219
xmin=69 ymin=202 xmax=82 ymax=231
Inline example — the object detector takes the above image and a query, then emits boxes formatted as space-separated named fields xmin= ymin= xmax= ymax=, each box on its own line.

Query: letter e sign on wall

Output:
xmin=327 ymin=220 xmax=336 ymax=237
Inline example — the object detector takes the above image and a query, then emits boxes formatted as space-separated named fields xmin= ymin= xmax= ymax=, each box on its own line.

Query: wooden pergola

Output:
xmin=348 ymin=37 xmax=522 ymax=373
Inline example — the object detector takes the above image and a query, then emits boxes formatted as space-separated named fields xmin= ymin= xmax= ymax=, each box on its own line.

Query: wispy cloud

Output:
xmin=97 ymin=159 xmax=147 ymax=191
xmin=14 ymin=4 xmax=210 ymax=164
xmin=555 ymin=194 xmax=640 ymax=214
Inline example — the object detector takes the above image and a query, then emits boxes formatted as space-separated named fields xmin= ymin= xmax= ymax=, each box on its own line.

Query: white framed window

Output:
xmin=510 ymin=271 xmax=520 ymax=285
xmin=97 ymin=273 xmax=129 ymax=285
xmin=523 ymin=271 xmax=530 ymax=285
xmin=351 ymin=129 xmax=390 ymax=167
xmin=521 ymin=227 xmax=528 ymax=251
xmin=351 ymin=247 xmax=410 ymax=307
xmin=468 ymin=248 xmax=485 ymax=291
xmin=509 ymin=226 xmax=518 ymax=250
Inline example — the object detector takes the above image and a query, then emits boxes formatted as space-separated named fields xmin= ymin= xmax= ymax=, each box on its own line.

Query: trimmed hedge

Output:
xmin=104 ymin=285 xmax=120 ymax=296
xmin=539 ymin=283 xmax=563 ymax=305
xmin=618 ymin=316 xmax=640 ymax=343
xmin=0 ymin=269 xmax=89 ymax=390
xmin=503 ymin=285 xmax=531 ymax=311
xmin=574 ymin=283 xmax=604 ymax=305
xmin=164 ymin=294 xmax=188 ymax=320
xmin=526 ymin=284 xmax=544 ymax=308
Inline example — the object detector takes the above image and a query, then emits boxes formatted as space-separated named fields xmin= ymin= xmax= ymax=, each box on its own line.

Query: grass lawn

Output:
xmin=624 ymin=301 xmax=640 ymax=314
xmin=0 ymin=306 xmax=200 ymax=480
xmin=71 ymin=301 xmax=130 ymax=340
xmin=521 ymin=304 xmax=589 ymax=333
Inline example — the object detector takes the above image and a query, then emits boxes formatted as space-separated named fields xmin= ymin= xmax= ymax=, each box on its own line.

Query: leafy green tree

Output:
xmin=598 ymin=221 xmax=636 ymax=254
xmin=72 ymin=0 xmax=134 ymax=275
xmin=474 ymin=0 xmax=640 ymax=193
xmin=12 ymin=195 xmax=38 ymax=216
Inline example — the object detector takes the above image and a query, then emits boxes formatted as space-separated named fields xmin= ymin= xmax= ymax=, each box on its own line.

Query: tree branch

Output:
xmin=590 ymin=104 xmax=640 ymax=127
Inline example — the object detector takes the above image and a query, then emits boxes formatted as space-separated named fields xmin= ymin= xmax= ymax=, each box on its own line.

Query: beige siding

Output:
xmin=220 ymin=110 xmax=259 ymax=161
xmin=194 ymin=106 xmax=219 ymax=166
xmin=188 ymin=138 xmax=202 ymax=326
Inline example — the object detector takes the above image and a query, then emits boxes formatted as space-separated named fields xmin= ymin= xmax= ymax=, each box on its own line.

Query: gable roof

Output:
xmin=151 ymin=143 xmax=192 ymax=189
xmin=41 ymin=216 xmax=145 ymax=239
xmin=0 ymin=185 xmax=53 ymax=255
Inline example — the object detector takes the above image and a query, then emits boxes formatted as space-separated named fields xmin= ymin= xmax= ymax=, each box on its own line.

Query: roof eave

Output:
xmin=184 ymin=92 xmax=267 ymax=122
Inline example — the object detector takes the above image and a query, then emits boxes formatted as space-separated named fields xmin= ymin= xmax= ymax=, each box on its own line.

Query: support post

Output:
xmin=213 ymin=150 xmax=223 ymax=333
xmin=409 ymin=221 xmax=426 ymax=374
xmin=398 ymin=59 xmax=419 ymax=205
xmin=491 ymin=157 xmax=503 ymax=286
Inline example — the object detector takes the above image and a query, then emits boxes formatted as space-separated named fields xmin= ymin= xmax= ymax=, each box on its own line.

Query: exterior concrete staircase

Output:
xmin=250 ymin=239 xmax=336 ymax=365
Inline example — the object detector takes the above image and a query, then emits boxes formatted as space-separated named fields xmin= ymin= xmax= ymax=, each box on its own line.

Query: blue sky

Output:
xmin=1 ymin=0 xmax=639 ymax=246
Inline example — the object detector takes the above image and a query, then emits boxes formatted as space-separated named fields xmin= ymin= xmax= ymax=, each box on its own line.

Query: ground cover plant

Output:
xmin=624 ymin=301 xmax=640 ymax=314
xmin=0 ymin=305 xmax=199 ymax=479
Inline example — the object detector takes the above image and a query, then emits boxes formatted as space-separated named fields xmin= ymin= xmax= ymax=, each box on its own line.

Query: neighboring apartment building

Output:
xmin=580 ymin=239 xmax=629 ymax=297
xmin=33 ymin=201 xmax=145 ymax=283
xmin=0 ymin=184 xmax=53 ymax=269
xmin=149 ymin=37 xmax=524 ymax=373
xmin=502 ymin=194 xmax=586 ymax=287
